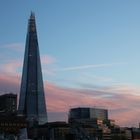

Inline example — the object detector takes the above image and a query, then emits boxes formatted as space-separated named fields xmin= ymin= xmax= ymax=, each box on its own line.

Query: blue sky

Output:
xmin=1 ymin=0 xmax=140 ymax=87
xmin=1 ymin=0 xmax=140 ymax=126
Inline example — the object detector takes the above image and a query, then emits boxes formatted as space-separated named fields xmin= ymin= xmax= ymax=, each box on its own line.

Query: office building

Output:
xmin=18 ymin=12 xmax=47 ymax=125
xmin=0 ymin=93 xmax=17 ymax=114
xmin=69 ymin=107 xmax=108 ymax=121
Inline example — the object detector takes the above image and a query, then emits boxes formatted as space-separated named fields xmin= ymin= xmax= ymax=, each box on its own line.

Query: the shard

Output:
xmin=18 ymin=12 xmax=47 ymax=125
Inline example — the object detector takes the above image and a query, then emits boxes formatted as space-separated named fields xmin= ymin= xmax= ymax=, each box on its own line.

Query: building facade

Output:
xmin=69 ymin=107 xmax=108 ymax=121
xmin=0 ymin=93 xmax=17 ymax=115
xmin=18 ymin=12 xmax=47 ymax=125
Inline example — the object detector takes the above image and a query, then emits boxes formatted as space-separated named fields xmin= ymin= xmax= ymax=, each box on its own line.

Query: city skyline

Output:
xmin=0 ymin=0 xmax=140 ymax=127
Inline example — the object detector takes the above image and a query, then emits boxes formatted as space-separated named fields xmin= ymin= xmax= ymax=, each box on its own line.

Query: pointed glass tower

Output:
xmin=18 ymin=12 xmax=47 ymax=125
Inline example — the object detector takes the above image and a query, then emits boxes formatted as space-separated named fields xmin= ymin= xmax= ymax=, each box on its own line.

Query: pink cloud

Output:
xmin=40 ymin=55 xmax=57 ymax=76
xmin=44 ymin=82 xmax=140 ymax=126
xmin=0 ymin=73 xmax=20 ymax=93
xmin=0 ymin=72 xmax=140 ymax=126
xmin=1 ymin=60 xmax=22 ymax=75
xmin=41 ymin=55 xmax=56 ymax=65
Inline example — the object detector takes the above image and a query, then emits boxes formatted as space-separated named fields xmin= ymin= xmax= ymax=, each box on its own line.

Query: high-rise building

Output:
xmin=18 ymin=12 xmax=47 ymax=125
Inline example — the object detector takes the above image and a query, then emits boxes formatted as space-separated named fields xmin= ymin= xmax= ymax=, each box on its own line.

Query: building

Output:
xmin=0 ymin=115 xmax=27 ymax=134
xmin=0 ymin=93 xmax=17 ymax=115
xmin=18 ymin=12 xmax=47 ymax=125
xmin=131 ymin=128 xmax=140 ymax=140
xmin=69 ymin=107 xmax=108 ymax=121
xmin=68 ymin=107 xmax=113 ymax=140
xmin=30 ymin=122 xmax=100 ymax=140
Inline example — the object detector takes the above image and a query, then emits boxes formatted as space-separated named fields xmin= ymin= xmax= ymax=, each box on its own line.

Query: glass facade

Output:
xmin=90 ymin=108 xmax=108 ymax=120
xmin=69 ymin=107 xmax=108 ymax=120
xmin=18 ymin=12 xmax=47 ymax=124
xmin=69 ymin=108 xmax=90 ymax=119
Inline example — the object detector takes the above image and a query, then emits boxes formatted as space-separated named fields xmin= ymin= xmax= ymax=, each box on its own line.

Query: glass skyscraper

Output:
xmin=18 ymin=12 xmax=47 ymax=125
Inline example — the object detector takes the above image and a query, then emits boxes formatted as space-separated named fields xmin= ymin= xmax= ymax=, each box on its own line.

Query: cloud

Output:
xmin=0 ymin=63 xmax=139 ymax=126
xmin=1 ymin=43 xmax=24 ymax=52
xmin=0 ymin=60 xmax=22 ymax=75
xmin=55 ymin=62 xmax=126 ymax=72
xmin=0 ymin=73 xmax=20 ymax=93
xmin=44 ymin=82 xmax=140 ymax=126
xmin=41 ymin=55 xmax=56 ymax=65
xmin=41 ymin=55 xmax=57 ymax=76
xmin=0 ymin=54 xmax=56 ymax=77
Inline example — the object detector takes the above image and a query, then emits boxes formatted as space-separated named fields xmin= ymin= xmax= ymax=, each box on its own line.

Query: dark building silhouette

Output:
xmin=0 ymin=115 xmax=27 ymax=134
xmin=0 ymin=93 xmax=17 ymax=114
xmin=18 ymin=12 xmax=47 ymax=125
xmin=69 ymin=107 xmax=108 ymax=121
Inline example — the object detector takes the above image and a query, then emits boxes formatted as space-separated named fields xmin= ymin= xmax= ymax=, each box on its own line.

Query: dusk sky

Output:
xmin=1 ymin=0 xmax=140 ymax=127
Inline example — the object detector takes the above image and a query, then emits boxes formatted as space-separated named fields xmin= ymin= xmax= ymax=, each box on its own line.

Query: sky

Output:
xmin=0 ymin=0 xmax=140 ymax=127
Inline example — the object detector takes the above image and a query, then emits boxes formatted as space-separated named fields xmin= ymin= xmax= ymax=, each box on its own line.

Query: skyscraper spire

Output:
xmin=30 ymin=11 xmax=35 ymax=18
xmin=18 ymin=13 xmax=47 ymax=125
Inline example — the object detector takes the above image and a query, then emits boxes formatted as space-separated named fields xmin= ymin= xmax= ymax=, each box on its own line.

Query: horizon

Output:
xmin=0 ymin=0 xmax=140 ymax=127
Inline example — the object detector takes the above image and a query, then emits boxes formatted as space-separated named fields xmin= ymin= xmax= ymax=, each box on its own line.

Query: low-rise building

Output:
xmin=0 ymin=93 xmax=17 ymax=115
